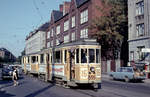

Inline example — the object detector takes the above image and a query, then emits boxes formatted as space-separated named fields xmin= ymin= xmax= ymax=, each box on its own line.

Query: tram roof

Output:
xmin=22 ymin=39 xmax=100 ymax=57
xmin=55 ymin=38 xmax=100 ymax=48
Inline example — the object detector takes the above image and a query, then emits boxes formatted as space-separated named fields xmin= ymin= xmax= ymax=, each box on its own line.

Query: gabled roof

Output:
xmin=50 ymin=0 xmax=90 ymax=23
xmin=52 ymin=10 xmax=63 ymax=22
xmin=38 ymin=22 xmax=50 ymax=31
xmin=0 ymin=48 xmax=8 ymax=52
xmin=75 ymin=0 xmax=89 ymax=7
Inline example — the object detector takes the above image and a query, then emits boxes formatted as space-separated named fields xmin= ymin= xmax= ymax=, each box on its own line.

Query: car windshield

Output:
xmin=8 ymin=66 xmax=13 ymax=70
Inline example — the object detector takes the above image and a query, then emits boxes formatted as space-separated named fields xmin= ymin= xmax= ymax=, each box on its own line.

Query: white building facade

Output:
xmin=25 ymin=30 xmax=46 ymax=55
xmin=128 ymin=0 xmax=150 ymax=62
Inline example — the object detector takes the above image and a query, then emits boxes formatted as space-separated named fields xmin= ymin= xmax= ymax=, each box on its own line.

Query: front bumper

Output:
xmin=134 ymin=76 xmax=146 ymax=80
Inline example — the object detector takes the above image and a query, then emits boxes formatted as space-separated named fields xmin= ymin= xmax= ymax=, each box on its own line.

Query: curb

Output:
xmin=102 ymin=74 xmax=150 ymax=84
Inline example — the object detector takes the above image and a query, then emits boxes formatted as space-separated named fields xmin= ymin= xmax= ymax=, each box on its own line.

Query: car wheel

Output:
xmin=1 ymin=76 xmax=4 ymax=80
xmin=124 ymin=77 xmax=129 ymax=82
xmin=110 ymin=75 xmax=114 ymax=80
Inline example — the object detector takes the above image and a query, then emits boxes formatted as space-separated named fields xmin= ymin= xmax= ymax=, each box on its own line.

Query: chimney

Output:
xmin=63 ymin=1 xmax=71 ymax=16
xmin=59 ymin=4 xmax=63 ymax=12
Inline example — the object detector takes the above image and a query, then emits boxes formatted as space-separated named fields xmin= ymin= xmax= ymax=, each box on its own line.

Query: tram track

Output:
xmin=26 ymin=74 xmax=100 ymax=97
xmin=72 ymin=89 xmax=98 ymax=97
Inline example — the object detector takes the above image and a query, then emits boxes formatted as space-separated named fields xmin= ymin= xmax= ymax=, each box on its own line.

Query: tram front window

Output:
xmin=89 ymin=49 xmax=95 ymax=63
xmin=81 ymin=49 xmax=87 ymax=63
xmin=31 ymin=56 xmax=36 ymax=63
xmin=76 ymin=49 xmax=79 ymax=63
xmin=96 ymin=49 xmax=100 ymax=63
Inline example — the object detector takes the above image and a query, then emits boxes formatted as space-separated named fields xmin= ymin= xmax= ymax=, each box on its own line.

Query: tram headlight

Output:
xmin=90 ymin=67 xmax=95 ymax=73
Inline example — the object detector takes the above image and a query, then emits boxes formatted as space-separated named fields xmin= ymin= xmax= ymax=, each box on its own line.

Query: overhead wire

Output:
xmin=32 ymin=0 xmax=44 ymax=29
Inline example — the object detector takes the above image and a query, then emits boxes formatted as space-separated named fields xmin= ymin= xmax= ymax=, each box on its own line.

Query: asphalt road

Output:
xmin=0 ymin=72 xmax=150 ymax=97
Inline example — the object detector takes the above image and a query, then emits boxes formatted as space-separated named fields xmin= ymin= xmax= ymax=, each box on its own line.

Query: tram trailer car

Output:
xmin=22 ymin=55 xmax=31 ymax=74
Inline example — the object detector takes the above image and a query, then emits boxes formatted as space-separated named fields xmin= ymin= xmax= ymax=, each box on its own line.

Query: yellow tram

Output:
xmin=22 ymin=39 xmax=101 ymax=88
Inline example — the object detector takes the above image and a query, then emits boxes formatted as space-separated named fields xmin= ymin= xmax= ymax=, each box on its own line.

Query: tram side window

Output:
xmin=64 ymin=50 xmax=67 ymax=63
xmin=37 ymin=56 xmax=38 ymax=62
xmin=31 ymin=56 xmax=36 ymax=63
xmin=76 ymin=49 xmax=79 ymax=63
xmin=89 ymin=49 xmax=95 ymax=63
xmin=47 ymin=54 xmax=50 ymax=63
xmin=96 ymin=49 xmax=100 ymax=63
xmin=28 ymin=56 xmax=30 ymax=63
xmin=40 ymin=54 xmax=44 ymax=63
xmin=55 ymin=50 xmax=62 ymax=63
xmin=81 ymin=49 xmax=87 ymax=63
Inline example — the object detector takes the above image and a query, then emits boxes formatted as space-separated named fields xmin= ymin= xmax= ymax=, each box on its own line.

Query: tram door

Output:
xmin=69 ymin=50 xmax=75 ymax=80
xmin=46 ymin=53 xmax=51 ymax=81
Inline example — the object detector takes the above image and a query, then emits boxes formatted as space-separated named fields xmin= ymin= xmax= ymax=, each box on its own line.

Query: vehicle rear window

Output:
xmin=127 ymin=68 xmax=133 ymax=72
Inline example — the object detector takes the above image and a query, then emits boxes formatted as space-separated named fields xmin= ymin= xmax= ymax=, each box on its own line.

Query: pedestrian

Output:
xmin=12 ymin=67 xmax=18 ymax=86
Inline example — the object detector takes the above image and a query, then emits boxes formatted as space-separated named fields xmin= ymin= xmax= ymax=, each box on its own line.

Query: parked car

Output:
xmin=2 ymin=65 xmax=14 ymax=79
xmin=0 ymin=63 xmax=3 ymax=68
xmin=9 ymin=65 xmax=23 ymax=78
xmin=108 ymin=67 xmax=146 ymax=82
xmin=2 ymin=65 xmax=22 ymax=80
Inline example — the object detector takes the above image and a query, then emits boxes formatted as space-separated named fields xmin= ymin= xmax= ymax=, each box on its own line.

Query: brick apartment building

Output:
xmin=46 ymin=0 xmax=103 ymax=48
xmin=25 ymin=0 xmax=126 ymax=73
xmin=45 ymin=0 xmax=124 ymax=73
xmin=0 ymin=48 xmax=16 ymax=62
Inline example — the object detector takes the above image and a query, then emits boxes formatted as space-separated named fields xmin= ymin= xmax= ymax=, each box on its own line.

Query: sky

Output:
xmin=0 ymin=0 xmax=69 ymax=57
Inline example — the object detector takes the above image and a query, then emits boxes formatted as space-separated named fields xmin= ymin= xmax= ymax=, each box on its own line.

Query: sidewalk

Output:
xmin=143 ymin=78 xmax=150 ymax=84
xmin=102 ymin=73 xmax=109 ymax=79
xmin=102 ymin=73 xmax=150 ymax=84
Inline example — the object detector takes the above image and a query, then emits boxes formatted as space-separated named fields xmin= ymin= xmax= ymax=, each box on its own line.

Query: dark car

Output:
xmin=0 ymin=63 xmax=3 ymax=68
xmin=1 ymin=65 xmax=14 ymax=79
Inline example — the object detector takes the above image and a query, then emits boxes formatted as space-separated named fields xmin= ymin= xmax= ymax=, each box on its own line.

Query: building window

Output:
xmin=64 ymin=35 xmax=69 ymax=43
xmin=130 ymin=51 xmax=134 ymax=61
xmin=47 ymin=31 xmax=50 ymax=39
xmin=56 ymin=25 xmax=60 ymax=35
xmin=137 ymin=46 xmax=145 ymax=61
xmin=56 ymin=39 xmax=59 ymax=45
xmin=50 ymin=40 xmax=53 ymax=47
xmin=80 ymin=28 xmax=88 ymax=38
xmin=64 ymin=20 xmax=69 ymax=31
xmin=71 ymin=32 xmax=75 ymax=41
xmin=136 ymin=23 xmax=144 ymax=37
xmin=136 ymin=1 xmax=144 ymax=16
xmin=71 ymin=16 xmax=75 ymax=28
xmin=80 ymin=9 xmax=88 ymax=24
xmin=51 ymin=28 xmax=54 ymax=37
xmin=47 ymin=42 xmax=50 ymax=48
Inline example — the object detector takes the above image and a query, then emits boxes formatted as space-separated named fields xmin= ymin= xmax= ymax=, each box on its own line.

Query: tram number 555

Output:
xmin=80 ymin=68 xmax=88 ymax=79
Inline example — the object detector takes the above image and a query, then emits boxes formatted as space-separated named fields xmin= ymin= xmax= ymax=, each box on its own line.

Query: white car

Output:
xmin=108 ymin=67 xmax=146 ymax=82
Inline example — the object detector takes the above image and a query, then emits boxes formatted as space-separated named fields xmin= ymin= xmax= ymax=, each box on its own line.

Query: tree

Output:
xmin=89 ymin=0 xmax=128 ymax=60
xmin=0 ymin=57 xmax=3 ymax=62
